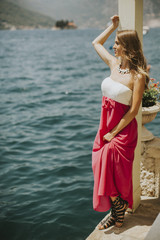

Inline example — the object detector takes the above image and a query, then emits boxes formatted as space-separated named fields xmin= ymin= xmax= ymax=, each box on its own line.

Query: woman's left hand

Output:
xmin=103 ymin=132 xmax=114 ymax=142
xmin=111 ymin=15 xmax=119 ymax=29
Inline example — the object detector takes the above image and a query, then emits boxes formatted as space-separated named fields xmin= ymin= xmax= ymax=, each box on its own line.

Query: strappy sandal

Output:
xmin=98 ymin=206 xmax=117 ymax=230
xmin=112 ymin=196 xmax=128 ymax=228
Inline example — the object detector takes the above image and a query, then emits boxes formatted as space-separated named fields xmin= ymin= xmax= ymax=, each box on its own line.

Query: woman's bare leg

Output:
xmin=110 ymin=196 xmax=117 ymax=202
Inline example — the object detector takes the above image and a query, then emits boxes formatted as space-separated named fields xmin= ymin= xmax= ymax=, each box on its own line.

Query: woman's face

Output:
xmin=113 ymin=36 xmax=123 ymax=57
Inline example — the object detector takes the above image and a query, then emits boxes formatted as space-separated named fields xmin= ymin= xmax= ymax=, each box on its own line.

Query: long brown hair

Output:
xmin=116 ymin=30 xmax=149 ymax=89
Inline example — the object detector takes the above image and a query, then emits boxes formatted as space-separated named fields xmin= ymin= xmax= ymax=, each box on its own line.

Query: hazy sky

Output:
xmin=11 ymin=0 xmax=160 ymax=28
xmin=13 ymin=0 xmax=118 ymax=28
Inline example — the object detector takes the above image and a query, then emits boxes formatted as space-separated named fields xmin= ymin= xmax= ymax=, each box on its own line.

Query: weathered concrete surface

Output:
xmin=145 ymin=213 xmax=160 ymax=240
xmin=141 ymin=137 xmax=160 ymax=197
xmin=86 ymin=197 xmax=160 ymax=240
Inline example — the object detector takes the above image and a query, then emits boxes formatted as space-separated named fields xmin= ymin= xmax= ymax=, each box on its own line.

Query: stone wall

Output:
xmin=141 ymin=137 xmax=160 ymax=197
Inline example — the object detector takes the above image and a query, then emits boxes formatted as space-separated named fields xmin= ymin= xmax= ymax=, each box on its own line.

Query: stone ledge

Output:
xmin=86 ymin=197 xmax=160 ymax=240
xmin=145 ymin=137 xmax=160 ymax=159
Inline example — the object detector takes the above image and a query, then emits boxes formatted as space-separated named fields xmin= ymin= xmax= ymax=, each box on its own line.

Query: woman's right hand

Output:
xmin=111 ymin=15 xmax=119 ymax=29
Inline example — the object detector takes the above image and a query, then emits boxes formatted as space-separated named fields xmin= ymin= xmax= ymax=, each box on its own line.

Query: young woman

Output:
xmin=92 ymin=15 xmax=149 ymax=229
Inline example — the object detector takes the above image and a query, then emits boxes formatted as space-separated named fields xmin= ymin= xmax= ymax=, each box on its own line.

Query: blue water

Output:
xmin=0 ymin=28 xmax=159 ymax=240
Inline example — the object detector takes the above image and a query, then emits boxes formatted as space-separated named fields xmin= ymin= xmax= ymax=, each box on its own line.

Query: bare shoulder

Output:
xmin=133 ymin=73 xmax=145 ymax=89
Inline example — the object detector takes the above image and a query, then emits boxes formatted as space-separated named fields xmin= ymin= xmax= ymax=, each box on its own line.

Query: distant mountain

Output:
xmin=0 ymin=0 xmax=56 ymax=30
xmin=5 ymin=0 xmax=160 ymax=28
xmin=6 ymin=0 xmax=117 ymax=29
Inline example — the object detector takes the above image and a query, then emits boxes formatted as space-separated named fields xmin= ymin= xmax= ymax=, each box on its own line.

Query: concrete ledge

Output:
xmin=86 ymin=197 xmax=160 ymax=240
xmin=145 ymin=213 xmax=160 ymax=240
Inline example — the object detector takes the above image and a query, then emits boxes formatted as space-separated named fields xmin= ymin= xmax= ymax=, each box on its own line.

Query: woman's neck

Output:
xmin=120 ymin=58 xmax=129 ymax=69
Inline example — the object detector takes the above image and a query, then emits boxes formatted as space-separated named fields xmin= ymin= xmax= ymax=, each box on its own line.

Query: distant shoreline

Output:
xmin=0 ymin=21 xmax=78 ymax=31
xmin=0 ymin=26 xmax=78 ymax=31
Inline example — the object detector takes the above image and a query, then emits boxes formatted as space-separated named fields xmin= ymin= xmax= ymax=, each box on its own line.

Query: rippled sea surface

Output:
xmin=0 ymin=28 xmax=160 ymax=240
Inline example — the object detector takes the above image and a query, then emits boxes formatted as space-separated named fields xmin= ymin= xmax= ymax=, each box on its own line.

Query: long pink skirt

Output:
xmin=92 ymin=96 xmax=138 ymax=212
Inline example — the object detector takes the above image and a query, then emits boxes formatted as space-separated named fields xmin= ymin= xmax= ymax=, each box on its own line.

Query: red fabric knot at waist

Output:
xmin=102 ymin=96 xmax=115 ymax=110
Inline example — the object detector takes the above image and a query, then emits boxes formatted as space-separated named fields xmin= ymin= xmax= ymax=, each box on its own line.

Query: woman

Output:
xmin=92 ymin=15 xmax=149 ymax=229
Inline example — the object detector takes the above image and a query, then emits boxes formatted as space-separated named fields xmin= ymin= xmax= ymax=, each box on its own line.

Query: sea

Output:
xmin=0 ymin=27 xmax=160 ymax=240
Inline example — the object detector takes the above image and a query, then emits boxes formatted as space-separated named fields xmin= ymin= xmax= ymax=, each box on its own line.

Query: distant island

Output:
xmin=0 ymin=0 xmax=77 ymax=30
xmin=54 ymin=20 xmax=77 ymax=30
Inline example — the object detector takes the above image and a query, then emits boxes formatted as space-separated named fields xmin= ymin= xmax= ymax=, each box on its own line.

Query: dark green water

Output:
xmin=0 ymin=28 xmax=159 ymax=240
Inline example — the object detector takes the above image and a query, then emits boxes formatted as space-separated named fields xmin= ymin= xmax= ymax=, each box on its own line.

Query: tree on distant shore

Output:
xmin=55 ymin=20 xmax=69 ymax=29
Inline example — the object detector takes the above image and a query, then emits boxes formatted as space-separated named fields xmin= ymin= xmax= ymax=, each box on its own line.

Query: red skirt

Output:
xmin=92 ymin=96 xmax=138 ymax=212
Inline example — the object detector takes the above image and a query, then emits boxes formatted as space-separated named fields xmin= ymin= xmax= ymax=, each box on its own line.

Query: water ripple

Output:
xmin=0 ymin=28 xmax=160 ymax=240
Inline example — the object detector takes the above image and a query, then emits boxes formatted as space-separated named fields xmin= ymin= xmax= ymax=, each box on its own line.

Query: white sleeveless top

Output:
xmin=101 ymin=77 xmax=132 ymax=106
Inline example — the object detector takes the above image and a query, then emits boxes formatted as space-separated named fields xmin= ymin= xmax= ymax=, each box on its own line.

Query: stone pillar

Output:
xmin=118 ymin=0 xmax=143 ymax=211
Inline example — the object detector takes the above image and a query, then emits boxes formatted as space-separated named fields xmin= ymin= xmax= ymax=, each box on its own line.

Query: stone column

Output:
xmin=118 ymin=0 xmax=143 ymax=211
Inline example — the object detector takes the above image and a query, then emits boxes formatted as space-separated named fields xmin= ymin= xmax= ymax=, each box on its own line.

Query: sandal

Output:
xmin=98 ymin=206 xmax=117 ymax=230
xmin=112 ymin=196 xmax=128 ymax=228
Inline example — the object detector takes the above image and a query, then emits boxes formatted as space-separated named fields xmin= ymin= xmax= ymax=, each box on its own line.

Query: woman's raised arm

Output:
xmin=92 ymin=15 xmax=119 ymax=68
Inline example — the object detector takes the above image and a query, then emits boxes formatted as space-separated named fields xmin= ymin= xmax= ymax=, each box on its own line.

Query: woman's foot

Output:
xmin=112 ymin=196 xmax=128 ymax=228
xmin=98 ymin=206 xmax=117 ymax=230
